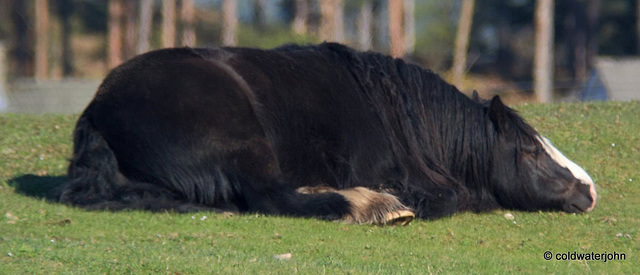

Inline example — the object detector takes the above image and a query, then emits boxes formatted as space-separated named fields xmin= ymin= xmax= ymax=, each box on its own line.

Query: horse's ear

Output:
xmin=472 ymin=90 xmax=481 ymax=102
xmin=488 ymin=96 xmax=509 ymax=132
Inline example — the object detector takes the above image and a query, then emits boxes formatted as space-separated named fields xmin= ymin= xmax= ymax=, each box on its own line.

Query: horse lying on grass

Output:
xmin=59 ymin=43 xmax=597 ymax=225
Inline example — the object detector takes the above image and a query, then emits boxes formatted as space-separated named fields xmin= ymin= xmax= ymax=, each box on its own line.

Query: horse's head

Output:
xmin=486 ymin=96 xmax=596 ymax=213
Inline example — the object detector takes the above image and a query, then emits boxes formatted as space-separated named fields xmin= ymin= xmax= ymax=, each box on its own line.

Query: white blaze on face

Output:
xmin=538 ymin=136 xmax=597 ymax=211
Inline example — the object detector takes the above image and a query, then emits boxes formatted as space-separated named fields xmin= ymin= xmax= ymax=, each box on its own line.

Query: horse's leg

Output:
xmin=296 ymin=186 xmax=414 ymax=225
xmin=392 ymin=185 xmax=460 ymax=220
xmin=224 ymin=142 xmax=415 ymax=225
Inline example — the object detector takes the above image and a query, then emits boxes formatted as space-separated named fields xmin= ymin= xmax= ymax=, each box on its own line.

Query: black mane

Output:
xmin=292 ymin=44 xmax=459 ymax=208
xmin=296 ymin=42 xmax=543 ymax=212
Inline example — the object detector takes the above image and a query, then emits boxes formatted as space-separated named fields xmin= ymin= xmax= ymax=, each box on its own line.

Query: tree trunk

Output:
xmin=496 ymin=1 xmax=513 ymax=76
xmin=58 ymin=0 xmax=74 ymax=76
xmin=162 ymin=0 xmax=176 ymax=48
xmin=0 ymin=42 xmax=8 ymax=111
xmin=253 ymin=0 xmax=267 ymax=32
xmin=358 ymin=0 xmax=373 ymax=51
xmin=564 ymin=0 xmax=577 ymax=80
xmin=35 ymin=0 xmax=49 ymax=80
xmin=573 ymin=1 xmax=587 ymax=82
xmin=293 ymin=0 xmax=308 ymax=35
xmin=565 ymin=0 xmax=587 ymax=82
xmin=108 ymin=0 xmax=123 ymax=69
xmin=586 ymin=0 xmax=600 ymax=70
xmin=181 ymin=0 xmax=196 ymax=46
xmin=638 ymin=0 xmax=640 ymax=54
xmin=319 ymin=0 xmax=344 ymax=42
xmin=11 ymin=0 xmax=32 ymax=77
xmin=320 ymin=0 xmax=335 ymax=41
xmin=222 ymin=0 xmax=237 ymax=46
xmin=333 ymin=0 xmax=344 ymax=42
xmin=124 ymin=0 xmax=137 ymax=59
xmin=403 ymin=0 xmax=415 ymax=55
xmin=452 ymin=0 xmax=475 ymax=88
xmin=388 ymin=0 xmax=404 ymax=58
xmin=534 ymin=0 xmax=554 ymax=103
xmin=137 ymin=0 xmax=153 ymax=54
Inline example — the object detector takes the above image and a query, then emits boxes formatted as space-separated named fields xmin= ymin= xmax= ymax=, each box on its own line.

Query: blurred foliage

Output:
xmin=74 ymin=0 xmax=107 ymax=34
xmin=1 ymin=0 xmax=640 ymax=81
xmin=598 ymin=0 xmax=638 ymax=55
xmin=412 ymin=1 xmax=457 ymax=71
xmin=237 ymin=25 xmax=320 ymax=49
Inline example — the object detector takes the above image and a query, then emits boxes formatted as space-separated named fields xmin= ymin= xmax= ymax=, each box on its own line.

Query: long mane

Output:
xmin=285 ymin=43 xmax=543 ymax=211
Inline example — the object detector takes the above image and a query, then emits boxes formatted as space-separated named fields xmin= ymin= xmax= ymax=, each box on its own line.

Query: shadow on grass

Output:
xmin=8 ymin=174 xmax=67 ymax=202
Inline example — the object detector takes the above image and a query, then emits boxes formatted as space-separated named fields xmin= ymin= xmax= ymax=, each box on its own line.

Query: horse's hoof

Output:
xmin=385 ymin=210 xmax=414 ymax=226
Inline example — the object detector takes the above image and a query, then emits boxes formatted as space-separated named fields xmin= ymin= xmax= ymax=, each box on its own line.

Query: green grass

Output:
xmin=1 ymin=101 xmax=639 ymax=274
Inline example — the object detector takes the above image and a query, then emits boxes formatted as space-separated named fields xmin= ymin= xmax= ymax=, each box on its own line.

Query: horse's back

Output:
xmin=81 ymin=48 xmax=275 ymax=205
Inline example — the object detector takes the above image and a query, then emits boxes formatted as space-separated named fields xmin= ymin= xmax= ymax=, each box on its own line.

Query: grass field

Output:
xmin=1 ymin=101 xmax=639 ymax=274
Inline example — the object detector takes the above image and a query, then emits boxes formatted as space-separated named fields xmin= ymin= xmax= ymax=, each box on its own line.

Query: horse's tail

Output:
xmin=59 ymin=114 xmax=127 ymax=207
xmin=59 ymin=115 xmax=226 ymax=212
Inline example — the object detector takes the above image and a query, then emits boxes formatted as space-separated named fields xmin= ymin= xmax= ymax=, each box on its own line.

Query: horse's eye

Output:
xmin=533 ymin=146 xmax=543 ymax=156
xmin=524 ymin=145 xmax=542 ymax=157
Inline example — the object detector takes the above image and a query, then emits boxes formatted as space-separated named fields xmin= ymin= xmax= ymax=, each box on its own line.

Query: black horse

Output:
xmin=59 ymin=43 xmax=596 ymax=225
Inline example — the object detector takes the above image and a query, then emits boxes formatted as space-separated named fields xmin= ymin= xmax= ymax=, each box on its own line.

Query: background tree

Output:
xmin=638 ymin=0 xmax=640 ymax=53
xmin=534 ymin=0 xmax=554 ymax=103
xmin=358 ymin=0 xmax=373 ymax=51
xmin=35 ymin=0 xmax=49 ymax=80
xmin=123 ymin=0 xmax=137 ymax=59
xmin=585 ymin=0 xmax=600 ymax=72
xmin=556 ymin=0 xmax=597 ymax=83
xmin=403 ymin=0 xmax=415 ymax=55
xmin=11 ymin=0 xmax=32 ymax=77
xmin=293 ymin=0 xmax=309 ymax=35
xmin=572 ymin=0 xmax=587 ymax=82
xmin=0 ymin=0 xmax=11 ymax=40
xmin=108 ymin=0 xmax=123 ymax=69
xmin=222 ymin=0 xmax=238 ymax=46
xmin=320 ymin=0 xmax=344 ymax=42
xmin=55 ymin=0 xmax=75 ymax=76
xmin=137 ymin=0 xmax=153 ymax=54
xmin=319 ymin=0 xmax=334 ymax=41
xmin=181 ymin=0 xmax=196 ymax=46
xmin=452 ymin=0 xmax=475 ymax=88
xmin=253 ymin=0 xmax=267 ymax=32
xmin=597 ymin=0 xmax=637 ymax=55
xmin=333 ymin=0 xmax=344 ymax=42
xmin=162 ymin=0 xmax=176 ymax=48
xmin=2 ymin=0 xmax=640 ymax=99
xmin=389 ymin=0 xmax=404 ymax=57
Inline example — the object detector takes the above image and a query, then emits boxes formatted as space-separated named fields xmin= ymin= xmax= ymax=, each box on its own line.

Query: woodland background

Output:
xmin=0 ymin=0 xmax=639 ymax=102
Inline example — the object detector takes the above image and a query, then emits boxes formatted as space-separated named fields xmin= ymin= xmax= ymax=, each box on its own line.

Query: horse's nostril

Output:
xmin=564 ymin=188 xmax=595 ymax=213
xmin=564 ymin=202 xmax=588 ymax=213
xmin=570 ymin=204 xmax=582 ymax=213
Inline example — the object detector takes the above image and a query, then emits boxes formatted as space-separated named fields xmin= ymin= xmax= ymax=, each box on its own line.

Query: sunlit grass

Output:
xmin=1 ymin=101 xmax=638 ymax=273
